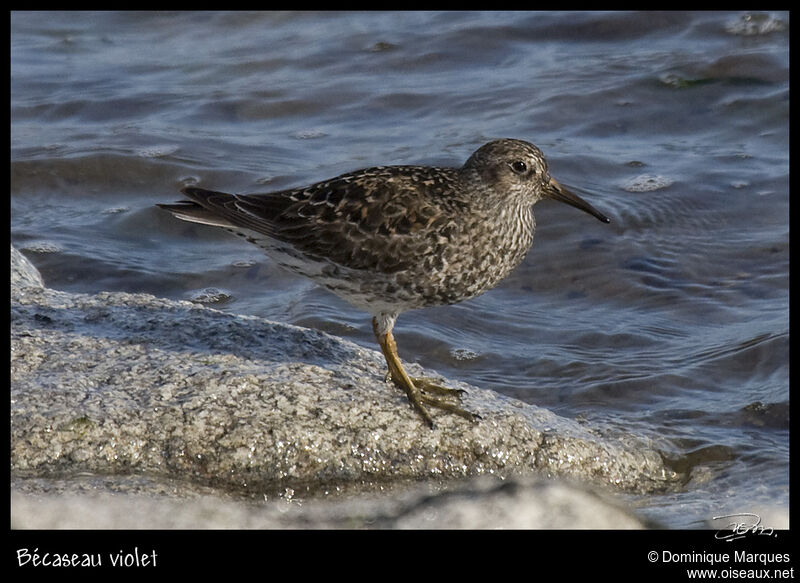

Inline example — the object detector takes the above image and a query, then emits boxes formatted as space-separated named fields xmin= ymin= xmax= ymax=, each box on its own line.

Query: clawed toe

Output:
xmin=419 ymin=392 xmax=481 ymax=423
xmin=412 ymin=377 xmax=467 ymax=398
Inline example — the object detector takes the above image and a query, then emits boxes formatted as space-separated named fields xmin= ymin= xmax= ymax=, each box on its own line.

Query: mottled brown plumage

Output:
xmin=158 ymin=139 xmax=609 ymax=427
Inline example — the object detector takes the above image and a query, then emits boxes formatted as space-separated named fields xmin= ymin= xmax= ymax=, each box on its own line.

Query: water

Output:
xmin=11 ymin=11 xmax=789 ymax=529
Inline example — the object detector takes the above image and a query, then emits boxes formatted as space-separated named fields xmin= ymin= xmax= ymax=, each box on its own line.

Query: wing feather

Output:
xmin=160 ymin=167 xmax=464 ymax=273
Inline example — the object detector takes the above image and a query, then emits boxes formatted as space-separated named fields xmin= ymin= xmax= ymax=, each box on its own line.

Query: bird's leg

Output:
xmin=375 ymin=324 xmax=435 ymax=428
xmin=372 ymin=317 xmax=478 ymax=428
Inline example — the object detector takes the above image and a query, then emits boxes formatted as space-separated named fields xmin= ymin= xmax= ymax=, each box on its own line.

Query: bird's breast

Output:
xmin=390 ymin=204 xmax=535 ymax=307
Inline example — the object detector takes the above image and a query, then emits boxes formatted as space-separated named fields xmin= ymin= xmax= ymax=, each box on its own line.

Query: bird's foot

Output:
xmin=411 ymin=377 xmax=467 ymax=398
xmin=387 ymin=374 xmax=480 ymax=425
xmin=374 ymin=320 xmax=480 ymax=428
xmin=418 ymin=390 xmax=481 ymax=424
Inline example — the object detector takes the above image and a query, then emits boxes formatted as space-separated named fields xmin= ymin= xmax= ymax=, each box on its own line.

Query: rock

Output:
xmin=10 ymin=244 xmax=680 ymax=527
xmin=11 ymin=244 xmax=44 ymax=288
xmin=10 ymin=475 xmax=649 ymax=529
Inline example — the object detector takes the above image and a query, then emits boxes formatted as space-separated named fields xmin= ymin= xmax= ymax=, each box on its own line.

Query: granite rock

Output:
xmin=10 ymin=244 xmax=680 ymax=527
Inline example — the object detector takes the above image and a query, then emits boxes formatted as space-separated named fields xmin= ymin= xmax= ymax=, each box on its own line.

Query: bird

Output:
xmin=158 ymin=138 xmax=610 ymax=428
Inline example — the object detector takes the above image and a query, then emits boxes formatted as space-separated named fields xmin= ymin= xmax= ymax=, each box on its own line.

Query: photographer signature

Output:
xmin=712 ymin=513 xmax=776 ymax=542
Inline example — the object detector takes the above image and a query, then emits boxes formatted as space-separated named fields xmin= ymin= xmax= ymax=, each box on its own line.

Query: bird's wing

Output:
xmin=159 ymin=167 xmax=463 ymax=273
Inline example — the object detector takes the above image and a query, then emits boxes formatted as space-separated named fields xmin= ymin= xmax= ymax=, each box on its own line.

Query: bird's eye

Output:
xmin=510 ymin=161 xmax=527 ymax=174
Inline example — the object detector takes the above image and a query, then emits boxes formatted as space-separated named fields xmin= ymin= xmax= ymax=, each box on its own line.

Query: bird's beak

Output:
xmin=543 ymin=178 xmax=610 ymax=223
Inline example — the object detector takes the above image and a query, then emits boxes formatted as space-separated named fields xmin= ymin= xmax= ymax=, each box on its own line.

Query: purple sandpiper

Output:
xmin=159 ymin=139 xmax=610 ymax=428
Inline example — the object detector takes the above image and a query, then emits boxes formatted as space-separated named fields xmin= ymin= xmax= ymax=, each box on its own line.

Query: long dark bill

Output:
xmin=544 ymin=178 xmax=610 ymax=224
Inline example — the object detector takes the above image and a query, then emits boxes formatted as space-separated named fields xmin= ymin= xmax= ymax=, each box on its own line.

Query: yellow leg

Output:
xmin=372 ymin=317 xmax=479 ymax=428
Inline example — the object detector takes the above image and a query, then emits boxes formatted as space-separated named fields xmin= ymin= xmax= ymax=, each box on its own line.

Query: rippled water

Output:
xmin=11 ymin=11 xmax=789 ymax=528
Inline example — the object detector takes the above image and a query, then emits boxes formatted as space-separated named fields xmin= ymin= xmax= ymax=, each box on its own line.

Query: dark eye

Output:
xmin=510 ymin=161 xmax=528 ymax=174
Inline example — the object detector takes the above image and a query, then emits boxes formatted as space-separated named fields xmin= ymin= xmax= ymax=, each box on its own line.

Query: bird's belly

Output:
xmin=229 ymin=219 xmax=533 ymax=313
xmin=245 ymin=237 xmax=420 ymax=312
